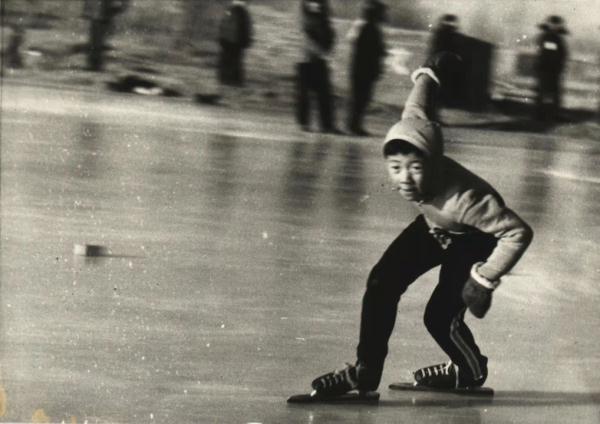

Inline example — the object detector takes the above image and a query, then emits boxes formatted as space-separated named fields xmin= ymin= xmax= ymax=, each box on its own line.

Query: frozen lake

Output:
xmin=1 ymin=84 xmax=599 ymax=423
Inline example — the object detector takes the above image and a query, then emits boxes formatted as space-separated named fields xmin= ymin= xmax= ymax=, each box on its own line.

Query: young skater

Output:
xmin=310 ymin=53 xmax=534 ymax=397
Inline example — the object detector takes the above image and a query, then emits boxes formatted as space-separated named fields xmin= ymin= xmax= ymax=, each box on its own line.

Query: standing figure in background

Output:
xmin=535 ymin=15 xmax=569 ymax=121
xmin=428 ymin=14 xmax=462 ymax=110
xmin=296 ymin=0 xmax=341 ymax=134
xmin=217 ymin=0 xmax=254 ymax=86
xmin=5 ymin=24 xmax=25 ymax=69
xmin=429 ymin=14 xmax=460 ymax=56
xmin=83 ymin=0 xmax=129 ymax=71
xmin=347 ymin=0 xmax=387 ymax=137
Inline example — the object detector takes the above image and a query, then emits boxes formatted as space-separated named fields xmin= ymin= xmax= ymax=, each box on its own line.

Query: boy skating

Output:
xmin=305 ymin=53 xmax=534 ymax=400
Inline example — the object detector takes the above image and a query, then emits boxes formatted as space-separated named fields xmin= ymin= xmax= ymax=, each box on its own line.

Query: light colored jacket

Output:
xmin=416 ymin=156 xmax=533 ymax=282
xmin=384 ymin=68 xmax=533 ymax=282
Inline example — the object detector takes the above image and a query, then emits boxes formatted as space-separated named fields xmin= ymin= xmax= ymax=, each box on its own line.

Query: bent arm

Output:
xmin=460 ymin=193 xmax=534 ymax=282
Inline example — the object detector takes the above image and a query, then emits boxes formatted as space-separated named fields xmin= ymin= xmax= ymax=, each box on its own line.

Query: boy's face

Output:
xmin=386 ymin=152 xmax=431 ymax=202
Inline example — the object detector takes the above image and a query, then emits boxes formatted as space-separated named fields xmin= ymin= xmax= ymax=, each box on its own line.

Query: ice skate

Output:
xmin=389 ymin=361 xmax=493 ymax=396
xmin=288 ymin=363 xmax=380 ymax=404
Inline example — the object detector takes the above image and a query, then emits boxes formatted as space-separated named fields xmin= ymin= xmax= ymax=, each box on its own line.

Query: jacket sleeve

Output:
xmin=459 ymin=191 xmax=534 ymax=282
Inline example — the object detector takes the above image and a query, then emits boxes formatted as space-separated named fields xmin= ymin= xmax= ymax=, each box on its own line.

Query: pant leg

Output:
xmin=295 ymin=62 xmax=311 ymax=127
xmin=348 ymin=77 xmax=374 ymax=131
xmin=218 ymin=46 xmax=228 ymax=84
xmin=357 ymin=215 xmax=444 ymax=389
xmin=314 ymin=58 xmax=336 ymax=131
xmin=550 ymin=73 xmax=562 ymax=117
xmin=535 ymin=74 xmax=546 ymax=119
xmin=536 ymin=71 xmax=555 ymax=120
xmin=232 ymin=48 xmax=245 ymax=86
xmin=231 ymin=50 xmax=241 ymax=85
xmin=423 ymin=231 xmax=497 ymax=383
xmin=88 ymin=19 xmax=108 ymax=71
xmin=218 ymin=44 xmax=234 ymax=85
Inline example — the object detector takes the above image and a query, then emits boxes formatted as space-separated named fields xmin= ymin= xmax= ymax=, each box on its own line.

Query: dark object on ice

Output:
xmin=73 ymin=244 xmax=109 ymax=257
xmin=195 ymin=93 xmax=222 ymax=105
xmin=107 ymin=75 xmax=182 ymax=97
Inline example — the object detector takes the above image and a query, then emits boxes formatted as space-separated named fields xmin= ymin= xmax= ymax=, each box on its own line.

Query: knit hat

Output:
xmin=383 ymin=118 xmax=443 ymax=157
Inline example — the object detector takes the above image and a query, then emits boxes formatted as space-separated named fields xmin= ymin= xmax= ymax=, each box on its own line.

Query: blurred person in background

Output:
xmin=428 ymin=14 xmax=463 ymax=111
xmin=217 ymin=0 xmax=254 ymax=86
xmin=3 ymin=0 xmax=37 ymax=70
xmin=534 ymin=15 xmax=569 ymax=121
xmin=429 ymin=14 xmax=460 ymax=56
xmin=346 ymin=0 xmax=387 ymax=137
xmin=5 ymin=24 xmax=25 ymax=69
xmin=296 ymin=0 xmax=341 ymax=134
xmin=83 ymin=0 xmax=129 ymax=71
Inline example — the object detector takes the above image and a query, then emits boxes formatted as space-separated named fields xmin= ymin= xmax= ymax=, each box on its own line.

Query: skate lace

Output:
xmin=320 ymin=363 xmax=358 ymax=388
xmin=420 ymin=361 xmax=454 ymax=378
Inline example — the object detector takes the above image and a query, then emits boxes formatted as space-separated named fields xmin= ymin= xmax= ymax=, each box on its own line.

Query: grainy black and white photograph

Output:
xmin=1 ymin=0 xmax=599 ymax=422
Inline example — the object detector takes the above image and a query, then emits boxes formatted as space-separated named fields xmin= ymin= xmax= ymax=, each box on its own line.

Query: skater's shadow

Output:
xmin=286 ymin=391 xmax=599 ymax=424
xmin=381 ymin=390 xmax=600 ymax=408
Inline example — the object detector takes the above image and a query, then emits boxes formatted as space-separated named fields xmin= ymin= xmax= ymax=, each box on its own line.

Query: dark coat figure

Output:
xmin=428 ymin=14 xmax=462 ymax=107
xmin=295 ymin=0 xmax=340 ymax=133
xmin=6 ymin=24 xmax=25 ymax=69
xmin=535 ymin=16 xmax=568 ymax=120
xmin=347 ymin=1 xmax=387 ymax=136
xmin=83 ymin=0 xmax=129 ymax=71
xmin=429 ymin=14 xmax=459 ymax=56
xmin=218 ymin=0 xmax=253 ymax=86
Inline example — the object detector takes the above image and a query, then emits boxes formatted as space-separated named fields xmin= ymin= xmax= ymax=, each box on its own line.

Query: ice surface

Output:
xmin=1 ymin=85 xmax=599 ymax=423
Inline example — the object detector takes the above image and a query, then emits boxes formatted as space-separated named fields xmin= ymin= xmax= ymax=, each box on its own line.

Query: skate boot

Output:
xmin=414 ymin=358 xmax=487 ymax=389
xmin=414 ymin=361 xmax=459 ymax=389
xmin=288 ymin=362 xmax=380 ymax=403
xmin=311 ymin=363 xmax=359 ymax=397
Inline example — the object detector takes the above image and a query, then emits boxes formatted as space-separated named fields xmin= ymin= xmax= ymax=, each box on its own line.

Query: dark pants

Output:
xmin=87 ymin=19 xmax=112 ymax=71
xmin=356 ymin=215 xmax=497 ymax=390
xmin=348 ymin=76 xmax=375 ymax=132
xmin=295 ymin=58 xmax=336 ymax=131
xmin=218 ymin=43 xmax=246 ymax=86
xmin=536 ymin=71 xmax=563 ymax=120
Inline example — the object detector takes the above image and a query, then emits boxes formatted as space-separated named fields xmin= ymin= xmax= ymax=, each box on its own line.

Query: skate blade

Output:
xmin=287 ymin=390 xmax=380 ymax=404
xmin=388 ymin=382 xmax=494 ymax=396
